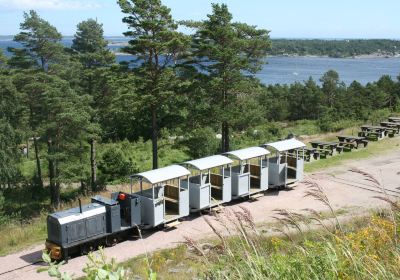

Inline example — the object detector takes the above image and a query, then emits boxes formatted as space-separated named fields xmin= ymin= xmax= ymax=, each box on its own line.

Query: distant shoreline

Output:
xmin=2 ymin=36 xmax=400 ymax=59
xmin=269 ymin=53 xmax=400 ymax=59
xmin=111 ymin=50 xmax=400 ymax=59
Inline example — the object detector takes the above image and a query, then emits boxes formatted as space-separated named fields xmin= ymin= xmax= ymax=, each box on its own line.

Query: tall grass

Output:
xmin=0 ymin=214 xmax=47 ymax=256
xmin=184 ymin=171 xmax=400 ymax=279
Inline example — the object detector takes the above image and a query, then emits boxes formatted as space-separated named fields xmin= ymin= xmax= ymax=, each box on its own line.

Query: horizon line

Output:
xmin=0 ymin=35 xmax=399 ymax=40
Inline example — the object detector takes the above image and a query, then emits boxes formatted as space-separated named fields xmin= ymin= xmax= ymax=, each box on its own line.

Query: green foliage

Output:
xmin=98 ymin=146 xmax=135 ymax=185
xmin=182 ymin=127 xmax=220 ymax=158
xmin=98 ymin=139 xmax=189 ymax=180
xmin=118 ymin=0 xmax=190 ymax=168
xmin=186 ymin=3 xmax=271 ymax=151
xmin=0 ymin=121 xmax=21 ymax=186
xmin=0 ymin=213 xmax=47 ymax=256
xmin=269 ymin=39 xmax=400 ymax=58
xmin=38 ymin=251 xmax=71 ymax=280
xmin=0 ymin=49 xmax=6 ymax=68
xmin=83 ymin=248 xmax=126 ymax=280
xmin=0 ymin=75 xmax=23 ymax=187
xmin=0 ymin=191 xmax=6 ymax=224
xmin=40 ymin=248 xmax=127 ymax=280
xmin=72 ymin=19 xmax=115 ymax=68
xmin=11 ymin=10 xmax=64 ymax=70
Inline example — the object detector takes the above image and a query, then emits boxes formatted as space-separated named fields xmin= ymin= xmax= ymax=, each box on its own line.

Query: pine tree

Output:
xmin=118 ymin=0 xmax=190 ymax=169
xmin=12 ymin=10 xmax=64 ymax=71
xmin=41 ymin=76 xmax=91 ymax=208
xmin=0 ymin=76 xmax=23 ymax=188
xmin=0 ymin=49 xmax=6 ymax=68
xmin=72 ymin=18 xmax=115 ymax=192
xmin=10 ymin=10 xmax=66 ymax=189
xmin=187 ymin=4 xmax=270 ymax=152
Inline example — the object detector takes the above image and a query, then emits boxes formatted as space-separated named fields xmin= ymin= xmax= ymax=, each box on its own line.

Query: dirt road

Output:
xmin=1 ymin=150 xmax=399 ymax=280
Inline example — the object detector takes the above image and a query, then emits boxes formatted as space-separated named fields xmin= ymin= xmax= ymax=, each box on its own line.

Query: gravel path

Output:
xmin=1 ymin=150 xmax=399 ymax=280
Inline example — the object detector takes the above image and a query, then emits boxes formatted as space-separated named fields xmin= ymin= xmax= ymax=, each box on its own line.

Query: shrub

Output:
xmin=367 ymin=108 xmax=392 ymax=125
xmin=40 ymin=248 xmax=129 ymax=280
xmin=182 ymin=127 xmax=220 ymax=158
xmin=98 ymin=146 xmax=136 ymax=185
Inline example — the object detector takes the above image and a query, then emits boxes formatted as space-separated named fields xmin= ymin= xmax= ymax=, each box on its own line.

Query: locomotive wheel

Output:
xmin=105 ymin=235 xmax=118 ymax=247
xmin=80 ymin=242 xmax=95 ymax=255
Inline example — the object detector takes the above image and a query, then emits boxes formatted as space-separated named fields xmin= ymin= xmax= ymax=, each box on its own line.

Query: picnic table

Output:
xmin=388 ymin=117 xmax=400 ymax=123
xmin=336 ymin=135 xmax=368 ymax=149
xmin=303 ymin=147 xmax=320 ymax=162
xmin=366 ymin=125 xmax=397 ymax=136
xmin=360 ymin=125 xmax=389 ymax=140
xmin=309 ymin=141 xmax=339 ymax=157
xmin=380 ymin=121 xmax=400 ymax=134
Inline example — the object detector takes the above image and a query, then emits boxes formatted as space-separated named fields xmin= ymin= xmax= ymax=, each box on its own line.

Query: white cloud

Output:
xmin=0 ymin=0 xmax=102 ymax=10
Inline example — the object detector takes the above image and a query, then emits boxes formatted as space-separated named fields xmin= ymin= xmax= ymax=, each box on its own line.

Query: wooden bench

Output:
xmin=317 ymin=148 xmax=333 ymax=158
xmin=164 ymin=184 xmax=179 ymax=204
xmin=304 ymin=148 xmax=320 ymax=161
xmin=338 ymin=141 xmax=356 ymax=149
xmin=210 ymin=173 xmax=223 ymax=186
xmin=359 ymin=131 xmax=379 ymax=141
xmin=249 ymin=164 xmax=261 ymax=177
xmin=335 ymin=146 xmax=344 ymax=153
xmin=165 ymin=196 xmax=178 ymax=204
xmin=211 ymin=185 xmax=222 ymax=190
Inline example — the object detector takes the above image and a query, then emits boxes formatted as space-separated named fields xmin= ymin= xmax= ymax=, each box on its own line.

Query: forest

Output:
xmin=0 ymin=0 xmax=399 ymax=226
xmin=269 ymin=38 xmax=400 ymax=57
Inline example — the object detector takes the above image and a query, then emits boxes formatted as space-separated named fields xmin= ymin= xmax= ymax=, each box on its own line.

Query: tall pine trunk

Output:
xmin=33 ymin=136 xmax=43 ymax=188
xmin=221 ymin=86 xmax=229 ymax=152
xmin=54 ymin=154 xmax=60 ymax=209
xmin=222 ymin=122 xmax=230 ymax=152
xmin=47 ymin=140 xmax=58 ymax=208
xmin=90 ymin=138 xmax=97 ymax=191
xmin=151 ymin=106 xmax=158 ymax=169
xmin=79 ymin=141 xmax=86 ymax=194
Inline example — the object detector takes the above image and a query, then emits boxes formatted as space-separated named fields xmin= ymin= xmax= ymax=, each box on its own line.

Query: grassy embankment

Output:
xmin=118 ymin=173 xmax=400 ymax=279
xmin=0 ymin=119 xmax=396 ymax=257
xmin=119 ymin=213 xmax=400 ymax=279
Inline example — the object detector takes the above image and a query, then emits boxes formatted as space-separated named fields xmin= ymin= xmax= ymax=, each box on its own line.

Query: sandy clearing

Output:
xmin=1 ymin=150 xmax=399 ymax=280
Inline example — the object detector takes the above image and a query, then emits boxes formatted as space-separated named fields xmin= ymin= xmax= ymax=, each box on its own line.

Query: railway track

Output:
xmin=0 ymin=260 xmax=44 ymax=277
xmin=330 ymin=176 xmax=400 ymax=198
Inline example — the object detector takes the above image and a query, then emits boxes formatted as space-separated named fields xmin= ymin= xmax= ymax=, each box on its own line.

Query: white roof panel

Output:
xmin=225 ymin=146 xmax=270 ymax=161
xmin=51 ymin=204 xmax=106 ymax=225
xmin=133 ymin=165 xmax=190 ymax=184
xmin=184 ymin=155 xmax=233 ymax=170
xmin=264 ymin=138 xmax=306 ymax=152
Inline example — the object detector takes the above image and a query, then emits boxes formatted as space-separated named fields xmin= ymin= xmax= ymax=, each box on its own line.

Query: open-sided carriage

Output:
xmin=131 ymin=165 xmax=190 ymax=228
xmin=263 ymin=138 xmax=306 ymax=188
xmin=183 ymin=155 xmax=233 ymax=211
xmin=224 ymin=147 xmax=270 ymax=198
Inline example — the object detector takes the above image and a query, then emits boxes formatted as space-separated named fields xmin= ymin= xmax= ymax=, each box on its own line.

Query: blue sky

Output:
xmin=0 ymin=0 xmax=399 ymax=38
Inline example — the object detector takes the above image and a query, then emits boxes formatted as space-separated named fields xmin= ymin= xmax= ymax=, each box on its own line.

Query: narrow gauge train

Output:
xmin=45 ymin=138 xmax=306 ymax=260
